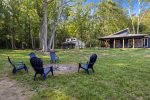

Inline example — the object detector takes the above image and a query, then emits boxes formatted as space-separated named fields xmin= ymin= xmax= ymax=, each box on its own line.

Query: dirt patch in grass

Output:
xmin=44 ymin=64 xmax=79 ymax=75
xmin=144 ymin=55 xmax=150 ymax=58
xmin=0 ymin=74 xmax=35 ymax=100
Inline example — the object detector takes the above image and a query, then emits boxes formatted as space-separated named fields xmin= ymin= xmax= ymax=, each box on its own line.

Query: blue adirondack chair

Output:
xmin=30 ymin=57 xmax=53 ymax=80
xmin=8 ymin=56 xmax=28 ymax=74
xmin=50 ymin=50 xmax=59 ymax=63
xmin=78 ymin=54 xmax=97 ymax=74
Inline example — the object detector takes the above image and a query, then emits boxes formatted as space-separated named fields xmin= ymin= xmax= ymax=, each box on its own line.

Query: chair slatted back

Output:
xmin=88 ymin=54 xmax=97 ymax=68
xmin=30 ymin=57 xmax=44 ymax=74
xmin=29 ymin=52 xmax=36 ymax=59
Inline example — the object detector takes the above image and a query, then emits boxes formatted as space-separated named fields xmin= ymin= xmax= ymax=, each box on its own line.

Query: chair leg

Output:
xmin=12 ymin=68 xmax=16 ymax=74
xmin=43 ymin=74 xmax=46 ymax=80
xmin=91 ymin=67 xmax=94 ymax=72
xmin=24 ymin=65 xmax=28 ymax=73
xmin=26 ymin=67 xmax=29 ymax=73
xmin=34 ymin=73 xmax=37 ymax=81
xmin=86 ymin=69 xmax=89 ymax=74
xmin=51 ymin=67 xmax=53 ymax=76
xmin=78 ymin=63 xmax=81 ymax=72
xmin=78 ymin=67 xmax=80 ymax=72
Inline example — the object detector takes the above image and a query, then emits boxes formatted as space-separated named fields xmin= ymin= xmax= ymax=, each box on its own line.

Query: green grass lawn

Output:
xmin=0 ymin=49 xmax=150 ymax=100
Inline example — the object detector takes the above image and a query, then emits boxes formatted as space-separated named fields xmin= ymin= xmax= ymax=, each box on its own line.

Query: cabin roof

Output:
xmin=99 ymin=34 xmax=147 ymax=39
xmin=98 ymin=28 xmax=148 ymax=40
xmin=113 ymin=28 xmax=129 ymax=35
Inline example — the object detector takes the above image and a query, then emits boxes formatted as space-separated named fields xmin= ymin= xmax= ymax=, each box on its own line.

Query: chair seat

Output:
xmin=8 ymin=56 xmax=28 ymax=74
xmin=80 ymin=64 xmax=88 ymax=69
xmin=16 ymin=65 xmax=25 ymax=70
xmin=44 ymin=67 xmax=52 ymax=75
xmin=30 ymin=56 xmax=53 ymax=80
xmin=78 ymin=54 xmax=97 ymax=74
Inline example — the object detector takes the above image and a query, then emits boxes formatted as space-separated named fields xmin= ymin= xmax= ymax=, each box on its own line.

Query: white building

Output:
xmin=63 ymin=38 xmax=85 ymax=49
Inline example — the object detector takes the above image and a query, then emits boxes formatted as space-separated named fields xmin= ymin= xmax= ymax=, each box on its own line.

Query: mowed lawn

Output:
xmin=0 ymin=49 xmax=150 ymax=100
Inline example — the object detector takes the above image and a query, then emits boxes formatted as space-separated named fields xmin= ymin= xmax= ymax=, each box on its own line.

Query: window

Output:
xmin=144 ymin=38 xmax=148 ymax=47
xmin=71 ymin=38 xmax=76 ymax=41
xmin=134 ymin=39 xmax=143 ymax=48
xmin=115 ymin=40 xmax=121 ymax=48
xmin=66 ymin=39 xmax=70 ymax=42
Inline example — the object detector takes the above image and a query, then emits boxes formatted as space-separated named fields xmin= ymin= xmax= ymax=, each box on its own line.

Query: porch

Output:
xmin=99 ymin=35 xmax=149 ymax=48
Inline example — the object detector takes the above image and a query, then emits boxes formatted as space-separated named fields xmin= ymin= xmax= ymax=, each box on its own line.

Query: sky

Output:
xmin=85 ymin=0 xmax=139 ymax=15
xmin=86 ymin=0 xmax=99 ymax=3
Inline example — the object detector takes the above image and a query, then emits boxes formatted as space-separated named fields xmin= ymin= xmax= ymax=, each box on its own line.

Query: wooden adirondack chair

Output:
xmin=78 ymin=54 xmax=97 ymax=74
xmin=29 ymin=52 xmax=36 ymax=59
xmin=30 ymin=57 xmax=53 ymax=80
xmin=50 ymin=50 xmax=59 ymax=63
xmin=8 ymin=56 xmax=28 ymax=74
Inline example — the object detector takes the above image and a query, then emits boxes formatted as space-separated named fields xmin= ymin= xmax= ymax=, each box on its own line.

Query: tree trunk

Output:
xmin=11 ymin=18 xmax=16 ymax=49
xmin=90 ymin=42 xmax=91 ymax=49
xmin=9 ymin=28 xmax=13 ymax=49
xmin=35 ymin=0 xmax=43 ymax=49
xmin=11 ymin=38 xmax=14 ymax=49
xmin=5 ymin=39 xmax=8 ymax=49
xmin=42 ymin=0 xmax=47 ymax=52
xmin=29 ymin=16 xmax=34 ymax=49
xmin=39 ymin=21 xmax=43 ymax=49
xmin=21 ymin=26 xmax=24 ymax=49
xmin=11 ymin=28 xmax=16 ymax=49
xmin=48 ymin=25 xmax=56 ymax=50
xmin=10 ymin=28 xmax=14 ymax=49
xmin=128 ymin=8 xmax=136 ymax=34
xmin=33 ymin=38 xmax=35 ymax=49
xmin=137 ymin=15 xmax=140 ymax=34
xmin=137 ymin=0 xmax=141 ymax=34
xmin=21 ymin=38 xmax=24 ymax=49
xmin=48 ymin=1 xmax=64 ymax=50
xmin=12 ymin=34 xmax=16 ymax=49
xmin=52 ymin=38 xmax=54 ymax=50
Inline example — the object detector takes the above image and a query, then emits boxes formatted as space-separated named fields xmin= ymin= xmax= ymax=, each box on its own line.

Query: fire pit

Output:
xmin=44 ymin=64 xmax=78 ymax=75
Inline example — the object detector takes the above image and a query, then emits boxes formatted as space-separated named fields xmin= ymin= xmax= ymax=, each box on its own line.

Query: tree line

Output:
xmin=0 ymin=0 xmax=150 ymax=51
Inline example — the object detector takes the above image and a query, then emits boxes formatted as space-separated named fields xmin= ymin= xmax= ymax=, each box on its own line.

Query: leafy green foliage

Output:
xmin=141 ymin=10 xmax=150 ymax=34
xmin=95 ymin=1 xmax=128 ymax=35
xmin=0 ymin=0 xmax=149 ymax=49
